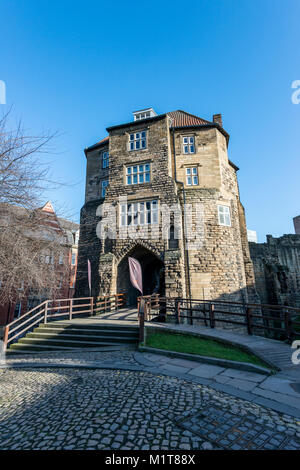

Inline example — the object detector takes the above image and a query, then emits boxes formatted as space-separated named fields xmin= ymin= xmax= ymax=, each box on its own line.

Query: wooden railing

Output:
xmin=137 ymin=295 xmax=300 ymax=343
xmin=2 ymin=293 xmax=126 ymax=350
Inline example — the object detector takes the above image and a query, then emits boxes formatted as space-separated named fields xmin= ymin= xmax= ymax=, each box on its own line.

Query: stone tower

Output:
xmin=75 ymin=108 xmax=258 ymax=306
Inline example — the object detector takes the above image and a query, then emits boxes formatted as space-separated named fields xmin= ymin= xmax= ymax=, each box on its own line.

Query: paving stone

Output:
xmin=219 ymin=369 xmax=267 ymax=383
xmin=188 ymin=364 xmax=225 ymax=378
xmin=227 ymin=378 xmax=257 ymax=392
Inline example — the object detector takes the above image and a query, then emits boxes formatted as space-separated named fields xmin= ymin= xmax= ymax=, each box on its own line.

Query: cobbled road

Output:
xmin=0 ymin=363 xmax=299 ymax=450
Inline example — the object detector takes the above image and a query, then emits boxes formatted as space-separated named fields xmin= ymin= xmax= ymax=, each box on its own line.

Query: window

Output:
xmin=218 ymin=205 xmax=231 ymax=226
xmin=102 ymin=151 xmax=109 ymax=169
xmin=71 ymin=253 xmax=77 ymax=265
xmin=183 ymin=136 xmax=195 ymax=154
xmin=129 ymin=131 xmax=147 ymax=151
xmin=59 ymin=252 xmax=63 ymax=264
xmin=135 ymin=111 xmax=151 ymax=120
xmin=126 ymin=163 xmax=150 ymax=185
xmin=45 ymin=252 xmax=54 ymax=264
xmin=168 ymin=225 xmax=179 ymax=249
xmin=186 ymin=167 xmax=198 ymax=186
xmin=120 ymin=200 xmax=158 ymax=226
xmin=101 ymin=180 xmax=108 ymax=197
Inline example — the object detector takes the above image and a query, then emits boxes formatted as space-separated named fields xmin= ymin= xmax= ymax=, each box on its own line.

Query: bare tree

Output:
xmin=0 ymin=111 xmax=70 ymax=308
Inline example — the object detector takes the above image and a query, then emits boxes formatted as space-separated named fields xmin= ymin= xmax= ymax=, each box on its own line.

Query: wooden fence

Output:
xmin=2 ymin=293 xmax=126 ymax=350
xmin=137 ymin=294 xmax=300 ymax=343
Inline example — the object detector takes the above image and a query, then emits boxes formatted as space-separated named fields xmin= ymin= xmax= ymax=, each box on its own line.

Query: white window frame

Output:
xmin=126 ymin=163 xmax=150 ymax=185
xmin=186 ymin=167 xmax=198 ymax=186
xmin=218 ymin=205 xmax=231 ymax=227
xmin=101 ymin=180 xmax=108 ymax=197
xmin=183 ymin=135 xmax=195 ymax=154
xmin=71 ymin=253 xmax=77 ymax=265
xmin=102 ymin=150 xmax=109 ymax=169
xmin=120 ymin=200 xmax=158 ymax=227
xmin=129 ymin=130 xmax=147 ymax=151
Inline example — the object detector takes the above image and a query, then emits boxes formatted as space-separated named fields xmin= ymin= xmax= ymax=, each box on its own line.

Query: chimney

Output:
xmin=213 ymin=113 xmax=223 ymax=127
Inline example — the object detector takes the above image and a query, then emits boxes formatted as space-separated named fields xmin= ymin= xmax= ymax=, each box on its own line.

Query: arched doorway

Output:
xmin=117 ymin=245 xmax=165 ymax=306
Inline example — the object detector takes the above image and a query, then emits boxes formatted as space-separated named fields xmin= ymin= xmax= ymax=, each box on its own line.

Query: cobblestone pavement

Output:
xmin=0 ymin=366 xmax=300 ymax=450
xmin=4 ymin=348 xmax=138 ymax=366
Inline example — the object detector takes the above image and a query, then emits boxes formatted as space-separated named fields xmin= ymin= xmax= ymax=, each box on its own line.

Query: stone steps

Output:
xmin=8 ymin=322 xmax=139 ymax=352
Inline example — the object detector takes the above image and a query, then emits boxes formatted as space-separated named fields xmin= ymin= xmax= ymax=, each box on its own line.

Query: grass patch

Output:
xmin=145 ymin=330 xmax=270 ymax=369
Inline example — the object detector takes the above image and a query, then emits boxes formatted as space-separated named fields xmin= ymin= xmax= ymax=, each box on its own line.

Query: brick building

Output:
xmin=76 ymin=108 xmax=258 ymax=306
xmin=0 ymin=202 xmax=79 ymax=325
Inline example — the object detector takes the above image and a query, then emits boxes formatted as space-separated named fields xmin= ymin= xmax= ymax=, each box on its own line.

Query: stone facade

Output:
xmin=293 ymin=216 xmax=300 ymax=235
xmin=75 ymin=109 xmax=258 ymax=307
xmin=249 ymin=234 xmax=300 ymax=308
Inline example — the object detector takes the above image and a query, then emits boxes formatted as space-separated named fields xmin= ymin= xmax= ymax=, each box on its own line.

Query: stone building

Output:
xmin=76 ymin=108 xmax=258 ymax=306
xmin=293 ymin=216 xmax=300 ymax=235
xmin=0 ymin=202 xmax=79 ymax=325
xmin=249 ymin=234 xmax=300 ymax=308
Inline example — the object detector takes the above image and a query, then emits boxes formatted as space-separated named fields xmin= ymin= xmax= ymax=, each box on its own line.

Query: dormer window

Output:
xmin=129 ymin=131 xmax=147 ymax=151
xmin=183 ymin=136 xmax=195 ymax=154
xmin=133 ymin=107 xmax=157 ymax=121
xmin=102 ymin=150 xmax=109 ymax=169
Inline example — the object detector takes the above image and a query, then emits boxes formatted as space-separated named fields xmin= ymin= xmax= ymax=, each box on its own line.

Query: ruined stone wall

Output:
xmin=249 ymin=235 xmax=300 ymax=307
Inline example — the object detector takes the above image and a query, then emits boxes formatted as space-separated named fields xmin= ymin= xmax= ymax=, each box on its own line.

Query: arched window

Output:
xmin=168 ymin=225 xmax=178 ymax=249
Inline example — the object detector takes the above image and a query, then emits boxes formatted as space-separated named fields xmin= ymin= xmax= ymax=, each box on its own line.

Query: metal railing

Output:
xmin=3 ymin=293 xmax=126 ymax=350
xmin=137 ymin=295 xmax=300 ymax=343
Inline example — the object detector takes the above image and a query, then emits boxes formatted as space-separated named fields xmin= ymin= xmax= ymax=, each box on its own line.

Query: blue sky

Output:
xmin=1 ymin=0 xmax=299 ymax=241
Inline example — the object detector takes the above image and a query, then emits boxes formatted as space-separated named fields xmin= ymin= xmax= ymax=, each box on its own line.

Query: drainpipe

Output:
xmin=171 ymin=127 xmax=192 ymax=314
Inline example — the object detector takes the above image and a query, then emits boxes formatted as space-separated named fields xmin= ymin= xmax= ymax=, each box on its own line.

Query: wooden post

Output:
xmin=209 ymin=303 xmax=215 ymax=329
xmin=139 ymin=298 xmax=145 ymax=343
xmin=3 ymin=325 xmax=9 ymax=351
xmin=246 ymin=306 xmax=252 ymax=335
xmin=44 ymin=301 xmax=48 ymax=324
xmin=90 ymin=297 xmax=94 ymax=316
xmin=284 ymin=308 xmax=292 ymax=342
xmin=69 ymin=298 xmax=73 ymax=321
xmin=175 ymin=298 xmax=180 ymax=324
xmin=115 ymin=294 xmax=118 ymax=311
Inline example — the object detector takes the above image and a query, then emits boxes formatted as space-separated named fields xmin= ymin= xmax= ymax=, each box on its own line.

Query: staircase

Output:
xmin=8 ymin=322 xmax=139 ymax=353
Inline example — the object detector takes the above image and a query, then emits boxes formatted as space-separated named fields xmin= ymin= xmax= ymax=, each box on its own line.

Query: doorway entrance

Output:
xmin=117 ymin=245 xmax=165 ymax=307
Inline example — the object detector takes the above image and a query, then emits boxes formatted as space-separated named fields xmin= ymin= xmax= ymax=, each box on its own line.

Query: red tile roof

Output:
xmin=95 ymin=136 xmax=109 ymax=146
xmin=87 ymin=110 xmax=220 ymax=155
xmin=167 ymin=110 xmax=212 ymax=127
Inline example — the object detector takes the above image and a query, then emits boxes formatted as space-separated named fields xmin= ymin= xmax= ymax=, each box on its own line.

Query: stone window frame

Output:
xmin=185 ymin=167 xmax=199 ymax=186
xmin=101 ymin=179 xmax=109 ymax=198
xmin=128 ymin=129 xmax=147 ymax=151
xmin=217 ymin=204 xmax=231 ymax=227
xmin=101 ymin=150 xmax=109 ymax=169
xmin=119 ymin=199 xmax=159 ymax=227
xmin=125 ymin=162 xmax=151 ymax=185
xmin=182 ymin=134 xmax=196 ymax=154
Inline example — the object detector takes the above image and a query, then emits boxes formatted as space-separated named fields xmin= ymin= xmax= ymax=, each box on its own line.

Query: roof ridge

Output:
xmin=167 ymin=109 xmax=212 ymax=125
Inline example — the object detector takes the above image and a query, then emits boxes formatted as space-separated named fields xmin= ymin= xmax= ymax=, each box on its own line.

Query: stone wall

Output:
xmin=249 ymin=234 xmax=300 ymax=307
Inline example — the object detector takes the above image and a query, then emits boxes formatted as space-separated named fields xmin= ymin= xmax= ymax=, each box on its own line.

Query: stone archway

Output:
xmin=117 ymin=245 xmax=165 ymax=307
